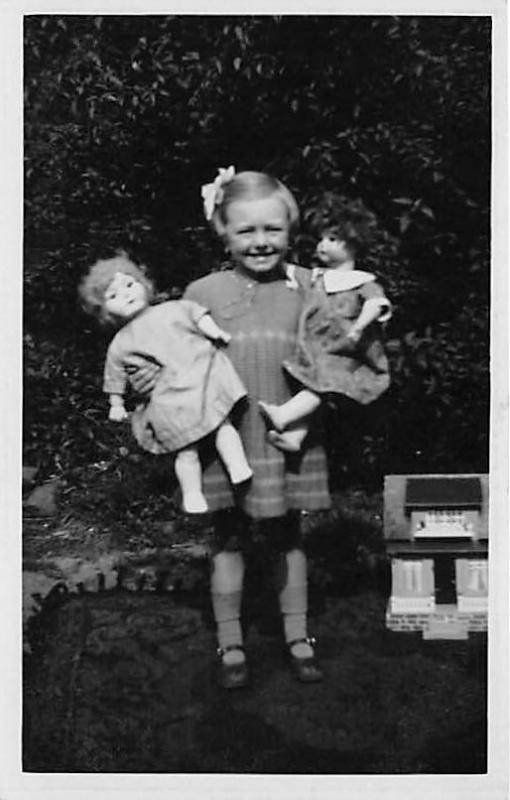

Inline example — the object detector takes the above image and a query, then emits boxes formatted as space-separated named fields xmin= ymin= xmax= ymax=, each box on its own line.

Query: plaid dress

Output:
xmin=184 ymin=264 xmax=331 ymax=519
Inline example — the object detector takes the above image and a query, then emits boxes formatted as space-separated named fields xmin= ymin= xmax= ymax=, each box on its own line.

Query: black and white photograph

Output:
xmin=1 ymin=2 xmax=508 ymax=798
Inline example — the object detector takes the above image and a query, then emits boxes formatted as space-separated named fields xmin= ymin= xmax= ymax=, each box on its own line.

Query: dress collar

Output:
xmin=233 ymin=263 xmax=287 ymax=284
xmin=312 ymin=268 xmax=376 ymax=294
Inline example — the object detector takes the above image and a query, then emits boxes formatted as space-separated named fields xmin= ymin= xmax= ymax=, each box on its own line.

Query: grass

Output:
xmin=23 ymin=490 xmax=487 ymax=775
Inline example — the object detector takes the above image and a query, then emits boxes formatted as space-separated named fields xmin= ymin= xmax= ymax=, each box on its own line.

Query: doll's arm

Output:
xmin=348 ymin=297 xmax=392 ymax=342
xmin=108 ymin=393 xmax=129 ymax=422
xmin=104 ymin=342 xmax=131 ymax=411
xmin=197 ymin=313 xmax=231 ymax=344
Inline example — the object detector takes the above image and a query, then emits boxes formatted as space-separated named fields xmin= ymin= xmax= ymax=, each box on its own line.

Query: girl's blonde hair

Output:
xmin=79 ymin=252 xmax=154 ymax=327
xmin=210 ymin=171 xmax=300 ymax=238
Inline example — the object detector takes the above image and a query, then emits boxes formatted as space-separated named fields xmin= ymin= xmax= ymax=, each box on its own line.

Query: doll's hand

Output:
xmin=325 ymin=332 xmax=359 ymax=355
xmin=215 ymin=329 xmax=232 ymax=345
xmin=125 ymin=360 xmax=161 ymax=395
xmin=346 ymin=327 xmax=362 ymax=344
xmin=109 ymin=405 xmax=129 ymax=422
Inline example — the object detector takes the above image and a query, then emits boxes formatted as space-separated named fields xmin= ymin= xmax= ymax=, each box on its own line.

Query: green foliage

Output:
xmin=24 ymin=15 xmax=490 ymax=496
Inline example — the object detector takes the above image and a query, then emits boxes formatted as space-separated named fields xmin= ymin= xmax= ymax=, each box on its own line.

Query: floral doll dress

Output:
xmin=282 ymin=269 xmax=392 ymax=405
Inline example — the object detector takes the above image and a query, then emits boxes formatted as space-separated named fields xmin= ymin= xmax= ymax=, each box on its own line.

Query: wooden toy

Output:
xmin=384 ymin=474 xmax=489 ymax=639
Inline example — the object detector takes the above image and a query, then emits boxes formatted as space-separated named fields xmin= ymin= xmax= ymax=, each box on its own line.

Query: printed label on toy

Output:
xmin=412 ymin=509 xmax=478 ymax=539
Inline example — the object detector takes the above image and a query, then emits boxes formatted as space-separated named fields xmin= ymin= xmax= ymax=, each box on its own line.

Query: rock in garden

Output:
xmin=24 ymin=478 xmax=60 ymax=516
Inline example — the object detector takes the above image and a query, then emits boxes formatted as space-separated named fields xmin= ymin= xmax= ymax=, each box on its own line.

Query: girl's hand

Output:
xmin=109 ymin=405 xmax=129 ymax=422
xmin=125 ymin=360 xmax=161 ymax=395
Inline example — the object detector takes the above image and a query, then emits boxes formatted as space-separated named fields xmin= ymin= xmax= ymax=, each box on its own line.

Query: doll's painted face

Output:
xmin=316 ymin=230 xmax=354 ymax=269
xmin=104 ymin=272 xmax=148 ymax=321
xmin=223 ymin=195 xmax=290 ymax=275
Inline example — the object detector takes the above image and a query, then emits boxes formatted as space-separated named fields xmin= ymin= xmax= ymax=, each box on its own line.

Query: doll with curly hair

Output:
xmin=259 ymin=194 xmax=392 ymax=451
xmin=79 ymin=253 xmax=252 ymax=513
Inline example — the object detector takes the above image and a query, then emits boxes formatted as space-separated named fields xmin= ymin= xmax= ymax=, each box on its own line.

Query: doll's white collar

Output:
xmin=313 ymin=268 xmax=376 ymax=293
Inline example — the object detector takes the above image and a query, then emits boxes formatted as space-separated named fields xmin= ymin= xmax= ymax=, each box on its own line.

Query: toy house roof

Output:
xmin=384 ymin=474 xmax=489 ymax=546
xmin=405 ymin=476 xmax=482 ymax=510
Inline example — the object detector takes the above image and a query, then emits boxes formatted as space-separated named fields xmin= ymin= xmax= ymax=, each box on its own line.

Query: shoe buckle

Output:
xmin=217 ymin=644 xmax=245 ymax=657
xmin=287 ymin=636 xmax=316 ymax=648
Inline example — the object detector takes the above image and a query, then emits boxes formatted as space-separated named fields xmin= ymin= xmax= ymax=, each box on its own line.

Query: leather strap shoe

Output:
xmin=216 ymin=645 xmax=250 ymax=690
xmin=286 ymin=637 xmax=324 ymax=683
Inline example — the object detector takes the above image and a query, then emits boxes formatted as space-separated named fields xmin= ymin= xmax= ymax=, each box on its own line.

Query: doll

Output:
xmin=79 ymin=254 xmax=252 ymax=513
xmin=258 ymin=194 xmax=392 ymax=452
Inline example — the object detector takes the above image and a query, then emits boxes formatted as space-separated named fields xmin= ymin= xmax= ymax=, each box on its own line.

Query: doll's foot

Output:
xmin=267 ymin=428 xmax=308 ymax=453
xmin=258 ymin=401 xmax=286 ymax=432
xmin=182 ymin=492 xmax=208 ymax=514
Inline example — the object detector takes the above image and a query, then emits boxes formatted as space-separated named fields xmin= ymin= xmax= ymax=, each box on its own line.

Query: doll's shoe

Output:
xmin=182 ymin=492 xmax=208 ymax=514
xmin=216 ymin=645 xmax=250 ymax=690
xmin=286 ymin=637 xmax=324 ymax=683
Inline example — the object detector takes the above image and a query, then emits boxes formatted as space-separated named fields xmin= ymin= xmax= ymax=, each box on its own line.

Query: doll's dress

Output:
xmin=103 ymin=300 xmax=247 ymax=454
xmin=282 ymin=269 xmax=391 ymax=405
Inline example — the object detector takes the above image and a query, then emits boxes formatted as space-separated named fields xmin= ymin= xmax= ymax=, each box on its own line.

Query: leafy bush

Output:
xmin=24 ymin=15 xmax=490 ymax=490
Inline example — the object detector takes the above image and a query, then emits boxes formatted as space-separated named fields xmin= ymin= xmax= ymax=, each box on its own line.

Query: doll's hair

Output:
xmin=78 ymin=252 xmax=155 ymax=327
xmin=310 ymin=193 xmax=378 ymax=258
xmin=210 ymin=171 xmax=300 ymax=238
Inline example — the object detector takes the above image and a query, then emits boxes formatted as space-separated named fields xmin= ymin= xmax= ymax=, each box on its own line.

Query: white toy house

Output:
xmin=384 ymin=474 xmax=489 ymax=639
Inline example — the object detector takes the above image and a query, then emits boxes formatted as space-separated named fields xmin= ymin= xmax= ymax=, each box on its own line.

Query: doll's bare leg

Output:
xmin=215 ymin=422 xmax=253 ymax=485
xmin=174 ymin=447 xmax=208 ymax=513
xmin=259 ymin=390 xmax=320 ymax=452
xmin=258 ymin=390 xmax=320 ymax=432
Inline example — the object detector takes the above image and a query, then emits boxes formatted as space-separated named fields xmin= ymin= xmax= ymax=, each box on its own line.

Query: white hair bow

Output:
xmin=201 ymin=166 xmax=236 ymax=220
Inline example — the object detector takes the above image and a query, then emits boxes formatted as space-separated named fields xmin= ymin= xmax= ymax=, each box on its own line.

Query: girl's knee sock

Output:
xmin=276 ymin=548 xmax=314 ymax=658
xmin=279 ymin=583 xmax=309 ymax=648
xmin=211 ymin=590 xmax=245 ymax=665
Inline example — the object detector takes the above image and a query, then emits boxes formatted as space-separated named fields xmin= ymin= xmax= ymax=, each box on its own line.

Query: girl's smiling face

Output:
xmin=223 ymin=196 xmax=290 ymax=275
xmin=104 ymin=272 xmax=148 ymax=321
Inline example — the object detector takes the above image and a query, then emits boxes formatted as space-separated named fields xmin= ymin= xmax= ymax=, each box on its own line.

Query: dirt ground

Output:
xmin=23 ymin=571 xmax=487 ymax=774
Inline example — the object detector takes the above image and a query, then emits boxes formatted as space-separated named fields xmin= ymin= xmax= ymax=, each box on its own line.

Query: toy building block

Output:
xmin=383 ymin=474 xmax=489 ymax=639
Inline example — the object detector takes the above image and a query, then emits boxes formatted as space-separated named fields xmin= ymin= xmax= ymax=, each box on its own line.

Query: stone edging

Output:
xmin=23 ymin=542 xmax=210 ymax=652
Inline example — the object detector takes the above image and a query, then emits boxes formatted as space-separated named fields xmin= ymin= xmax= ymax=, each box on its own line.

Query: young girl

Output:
xmin=129 ymin=169 xmax=331 ymax=689
xmin=78 ymin=253 xmax=252 ymax=514
xmin=258 ymin=193 xmax=392 ymax=452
